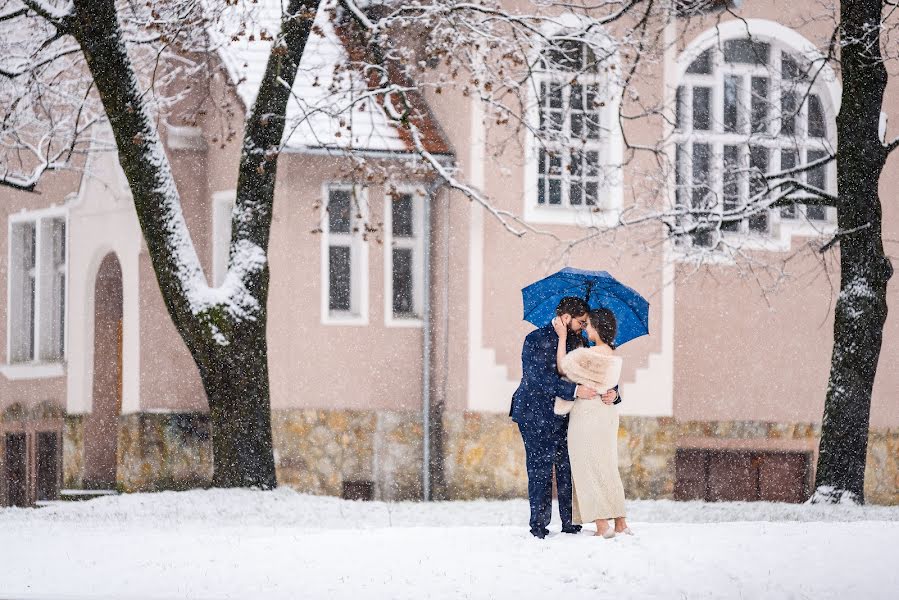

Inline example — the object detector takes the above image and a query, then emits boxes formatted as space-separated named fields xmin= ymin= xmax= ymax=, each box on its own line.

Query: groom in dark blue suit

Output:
xmin=510 ymin=297 xmax=617 ymax=538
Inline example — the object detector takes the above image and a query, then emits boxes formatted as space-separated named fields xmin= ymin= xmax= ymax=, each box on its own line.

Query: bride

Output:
xmin=553 ymin=308 xmax=632 ymax=538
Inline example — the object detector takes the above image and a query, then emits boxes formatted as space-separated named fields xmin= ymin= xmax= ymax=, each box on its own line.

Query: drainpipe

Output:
xmin=422 ymin=177 xmax=445 ymax=501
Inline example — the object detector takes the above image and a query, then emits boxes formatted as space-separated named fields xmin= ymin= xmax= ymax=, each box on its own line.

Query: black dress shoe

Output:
xmin=561 ymin=524 xmax=582 ymax=534
xmin=530 ymin=528 xmax=549 ymax=539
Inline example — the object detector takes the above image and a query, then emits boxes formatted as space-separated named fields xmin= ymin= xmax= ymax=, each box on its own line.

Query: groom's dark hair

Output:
xmin=556 ymin=296 xmax=589 ymax=317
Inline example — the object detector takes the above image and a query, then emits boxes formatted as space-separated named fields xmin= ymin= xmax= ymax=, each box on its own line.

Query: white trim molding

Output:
xmin=320 ymin=183 xmax=370 ymax=326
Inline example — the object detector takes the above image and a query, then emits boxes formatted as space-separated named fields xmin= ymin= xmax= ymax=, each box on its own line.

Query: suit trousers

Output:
xmin=517 ymin=418 xmax=576 ymax=534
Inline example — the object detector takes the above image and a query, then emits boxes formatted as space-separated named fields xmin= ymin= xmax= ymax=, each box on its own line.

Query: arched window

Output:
xmin=674 ymin=36 xmax=836 ymax=246
xmin=532 ymin=37 xmax=619 ymax=215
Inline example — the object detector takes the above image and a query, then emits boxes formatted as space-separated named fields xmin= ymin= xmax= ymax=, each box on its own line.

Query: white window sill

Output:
xmin=322 ymin=312 xmax=369 ymax=327
xmin=0 ymin=361 xmax=66 ymax=380
xmin=385 ymin=316 xmax=424 ymax=328
xmin=524 ymin=204 xmax=621 ymax=227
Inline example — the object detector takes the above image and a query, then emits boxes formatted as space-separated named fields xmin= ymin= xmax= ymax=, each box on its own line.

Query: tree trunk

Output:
xmin=812 ymin=0 xmax=893 ymax=504
xmin=67 ymin=0 xmax=317 ymax=488
xmin=201 ymin=321 xmax=276 ymax=489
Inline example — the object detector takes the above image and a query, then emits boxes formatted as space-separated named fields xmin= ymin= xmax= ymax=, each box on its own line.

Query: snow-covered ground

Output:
xmin=2 ymin=489 xmax=897 ymax=599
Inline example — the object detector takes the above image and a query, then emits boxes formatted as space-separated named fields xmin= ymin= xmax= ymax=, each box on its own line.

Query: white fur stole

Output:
xmin=560 ymin=348 xmax=622 ymax=392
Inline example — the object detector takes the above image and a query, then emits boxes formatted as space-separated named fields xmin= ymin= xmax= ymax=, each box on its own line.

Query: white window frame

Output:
xmin=211 ymin=190 xmax=236 ymax=287
xmin=320 ymin=183 xmax=369 ymax=326
xmin=672 ymin=20 xmax=840 ymax=254
xmin=384 ymin=186 xmax=425 ymax=328
xmin=523 ymin=17 xmax=623 ymax=227
xmin=5 ymin=206 xmax=68 ymax=373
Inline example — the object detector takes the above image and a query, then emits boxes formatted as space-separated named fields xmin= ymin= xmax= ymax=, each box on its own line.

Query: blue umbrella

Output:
xmin=522 ymin=267 xmax=650 ymax=347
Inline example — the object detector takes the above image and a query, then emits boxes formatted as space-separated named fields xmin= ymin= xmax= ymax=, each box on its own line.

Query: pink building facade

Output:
xmin=1 ymin=1 xmax=897 ymax=506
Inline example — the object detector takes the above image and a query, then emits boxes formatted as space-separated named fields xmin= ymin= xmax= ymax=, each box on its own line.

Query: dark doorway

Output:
xmin=4 ymin=433 xmax=28 ymax=507
xmin=675 ymin=448 xmax=812 ymax=503
xmin=83 ymin=253 xmax=123 ymax=489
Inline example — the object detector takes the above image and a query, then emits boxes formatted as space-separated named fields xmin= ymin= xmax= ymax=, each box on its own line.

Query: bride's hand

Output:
xmin=552 ymin=316 xmax=568 ymax=337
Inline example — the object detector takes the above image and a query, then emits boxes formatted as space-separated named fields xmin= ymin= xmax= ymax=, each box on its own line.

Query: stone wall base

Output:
xmin=57 ymin=409 xmax=897 ymax=505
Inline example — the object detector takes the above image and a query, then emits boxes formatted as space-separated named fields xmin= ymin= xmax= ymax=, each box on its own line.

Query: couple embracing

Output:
xmin=510 ymin=297 xmax=631 ymax=539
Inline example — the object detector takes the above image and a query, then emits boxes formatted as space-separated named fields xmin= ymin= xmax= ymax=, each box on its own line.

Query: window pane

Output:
xmin=585 ymin=151 xmax=599 ymax=176
xmin=585 ymin=182 xmax=598 ymax=206
xmin=749 ymin=146 xmax=770 ymax=232
xmin=549 ymin=152 xmax=562 ymax=176
xmin=548 ymin=179 xmax=562 ymax=205
xmin=807 ymin=149 xmax=828 ymax=193
xmin=584 ymin=113 xmax=601 ymax=140
xmin=686 ymin=48 xmax=713 ymax=74
xmin=692 ymin=87 xmax=712 ymax=131
xmin=808 ymin=95 xmax=826 ymax=138
xmin=328 ymin=190 xmax=352 ymax=234
xmin=722 ymin=145 xmax=741 ymax=232
xmin=546 ymin=40 xmax=583 ymax=72
xmin=723 ymin=75 xmax=742 ymax=133
xmin=782 ymin=53 xmax=801 ymax=80
xmin=724 ymin=39 xmax=770 ymax=65
xmin=549 ymin=83 xmax=563 ymax=108
xmin=751 ymin=77 xmax=769 ymax=134
xmin=537 ymin=178 xmax=546 ymax=205
xmin=692 ymin=143 xmax=712 ymax=209
xmin=570 ymin=84 xmax=583 ymax=110
xmin=570 ymin=183 xmax=583 ymax=205
xmin=392 ymin=194 xmax=414 ymax=238
xmin=781 ymin=91 xmax=797 ymax=135
xmin=328 ymin=246 xmax=351 ymax=311
xmin=571 ymin=113 xmax=583 ymax=137
xmin=11 ymin=222 xmax=36 ymax=362
xmin=392 ymin=248 xmax=415 ymax=316
xmin=780 ymin=150 xmax=799 ymax=219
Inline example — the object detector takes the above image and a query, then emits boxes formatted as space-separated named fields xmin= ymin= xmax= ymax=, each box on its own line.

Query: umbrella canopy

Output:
xmin=521 ymin=267 xmax=650 ymax=347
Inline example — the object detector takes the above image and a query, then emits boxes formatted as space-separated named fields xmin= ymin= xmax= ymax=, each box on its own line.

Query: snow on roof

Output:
xmin=218 ymin=0 xmax=451 ymax=156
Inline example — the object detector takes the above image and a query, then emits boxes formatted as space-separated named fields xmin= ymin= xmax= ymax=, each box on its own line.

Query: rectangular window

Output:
xmin=323 ymin=187 xmax=367 ymax=323
xmin=9 ymin=214 xmax=66 ymax=363
xmin=386 ymin=191 xmax=425 ymax=324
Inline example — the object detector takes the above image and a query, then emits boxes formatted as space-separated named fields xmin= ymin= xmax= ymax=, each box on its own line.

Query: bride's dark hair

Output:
xmin=588 ymin=308 xmax=617 ymax=349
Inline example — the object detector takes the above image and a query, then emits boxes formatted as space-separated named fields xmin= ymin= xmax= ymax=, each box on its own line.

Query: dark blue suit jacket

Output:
xmin=510 ymin=325 xmax=578 ymax=428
